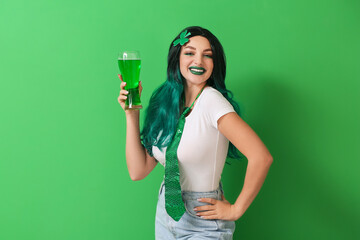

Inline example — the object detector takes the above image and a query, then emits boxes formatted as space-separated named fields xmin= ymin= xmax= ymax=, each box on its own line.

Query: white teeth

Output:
xmin=190 ymin=68 xmax=204 ymax=72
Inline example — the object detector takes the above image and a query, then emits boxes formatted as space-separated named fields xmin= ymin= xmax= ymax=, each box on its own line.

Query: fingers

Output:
xmin=117 ymin=74 xmax=143 ymax=107
xmin=139 ymin=81 xmax=143 ymax=96
xmin=118 ymin=95 xmax=127 ymax=103
xmin=119 ymin=89 xmax=128 ymax=98
xmin=198 ymin=213 xmax=218 ymax=219
xmin=120 ymin=81 xmax=127 ymax=90
xmin=118 ymin=74 xmax=127 ymax=91
xmin=198 ymin=198 xmax=217 ymax=204
xmin=197 ymin=210 xmax=217 ymax=217
xmin=194 ymin=205 xmax=215 ymax=211
xmin=118 ymin=91 xmax=128 ymax=102
xmin=118 ymin=74 xmax=123 ymax=82
xmin=118 ymin=78 xmax=128 ymax=104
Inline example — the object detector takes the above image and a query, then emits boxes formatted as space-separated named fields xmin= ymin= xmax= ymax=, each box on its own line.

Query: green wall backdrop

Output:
xmin=1 ymin=0 xmax=359 ymax=239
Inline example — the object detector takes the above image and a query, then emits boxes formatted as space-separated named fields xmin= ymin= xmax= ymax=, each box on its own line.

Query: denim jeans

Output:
xmin=155 ymin=179 xmax=236 ymax=239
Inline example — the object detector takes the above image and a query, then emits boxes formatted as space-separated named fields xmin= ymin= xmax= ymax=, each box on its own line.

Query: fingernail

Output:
xmin=193 ymin=208 xmax=197 ymax=211
xmin=197 ymin=199 xmax=202 ymax=202
xmin=196 ymin=213 xmax=200 ymax=216
xmin=125 ymin=91 xmax=129 ymax=94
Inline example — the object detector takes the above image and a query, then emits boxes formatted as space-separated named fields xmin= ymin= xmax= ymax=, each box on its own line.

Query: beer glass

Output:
xmin=118 ymin=51 xmax=142 ymax=109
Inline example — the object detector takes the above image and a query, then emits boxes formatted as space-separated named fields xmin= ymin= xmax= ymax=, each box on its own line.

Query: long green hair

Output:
xmin=140 ymin=26 xmax=245 ymax=162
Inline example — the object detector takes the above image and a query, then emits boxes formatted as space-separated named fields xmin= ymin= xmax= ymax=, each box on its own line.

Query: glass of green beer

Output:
xmin=118 ymin=51 xmax=142 ymax=110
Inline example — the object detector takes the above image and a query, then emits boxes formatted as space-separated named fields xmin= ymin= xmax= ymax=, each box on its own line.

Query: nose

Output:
xmin=193 ymin=53 xmax=203 ymax=66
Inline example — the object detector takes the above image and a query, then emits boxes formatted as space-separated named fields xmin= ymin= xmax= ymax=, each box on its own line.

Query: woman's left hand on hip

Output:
xmin=194 ymin=194 xmax=239 ymax=221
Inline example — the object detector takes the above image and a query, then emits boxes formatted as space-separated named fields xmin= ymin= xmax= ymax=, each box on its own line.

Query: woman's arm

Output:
xmin=118 ymin=75 xmax=158 ymax=181
xmin=124 ymin=110 xmax=158 ymax=181
xmin=218 ymin=112 xmax=273 ymax=219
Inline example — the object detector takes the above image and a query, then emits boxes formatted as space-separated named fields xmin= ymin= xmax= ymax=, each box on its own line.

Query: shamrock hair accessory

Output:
xmin=173 ymin=30 xmax=191 ymax=47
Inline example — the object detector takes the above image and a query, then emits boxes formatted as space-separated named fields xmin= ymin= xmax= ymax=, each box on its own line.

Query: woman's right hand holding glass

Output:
xmin=117 ymin=74 xmax=143 ymax=112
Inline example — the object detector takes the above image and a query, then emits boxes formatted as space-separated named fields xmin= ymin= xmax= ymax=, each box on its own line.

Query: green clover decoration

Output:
xmin=173 ymin=30 xmax=191 ymax=47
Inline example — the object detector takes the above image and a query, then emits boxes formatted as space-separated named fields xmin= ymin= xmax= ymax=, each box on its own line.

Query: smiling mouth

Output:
xmin=189 ymin=66 xmax=206 ymax=75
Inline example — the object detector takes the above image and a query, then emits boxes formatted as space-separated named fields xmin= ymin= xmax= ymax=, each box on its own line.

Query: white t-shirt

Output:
xmin=152 ymin=86 xmax=235 ymax=192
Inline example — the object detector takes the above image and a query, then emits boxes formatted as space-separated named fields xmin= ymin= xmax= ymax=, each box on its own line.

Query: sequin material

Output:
xmin=165 ymin=85 xmax=206 ymax=222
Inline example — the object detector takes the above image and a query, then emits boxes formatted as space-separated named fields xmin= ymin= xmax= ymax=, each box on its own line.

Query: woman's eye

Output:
xmin=204 ymin=55 xmax=213 ymax=59
xmin=184 ymin=52 xmax=194 ymax=56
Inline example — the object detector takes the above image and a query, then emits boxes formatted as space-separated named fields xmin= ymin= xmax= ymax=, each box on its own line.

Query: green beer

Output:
xmin=118 ymin=51 xmax=142 ymax=109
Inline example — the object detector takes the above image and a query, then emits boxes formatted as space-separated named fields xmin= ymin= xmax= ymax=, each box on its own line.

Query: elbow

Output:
xmin=249 ymin=155 xmax=273 ymax=166
xmin=130 ymin=176 xmax=139 ymax=181
xmin=129 ymin=173 xmax=144 ymax=181
xmin=266 ymin=155 xmax=273 ymax=165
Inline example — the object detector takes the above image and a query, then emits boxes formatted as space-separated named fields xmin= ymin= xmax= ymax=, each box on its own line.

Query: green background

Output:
xmin=1 ymin=0 xmax=359 ymax=239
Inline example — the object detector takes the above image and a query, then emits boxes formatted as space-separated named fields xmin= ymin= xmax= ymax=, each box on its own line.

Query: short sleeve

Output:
xmin=203 ymin=89 xmax=235 ymax=129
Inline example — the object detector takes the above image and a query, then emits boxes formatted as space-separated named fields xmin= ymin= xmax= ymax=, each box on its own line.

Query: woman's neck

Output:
xmin=183 ymin=82 xmax=207 ymax=107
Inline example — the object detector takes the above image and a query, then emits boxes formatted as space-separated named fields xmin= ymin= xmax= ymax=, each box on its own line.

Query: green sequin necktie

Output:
xmin=165 ymin=85 xmax=206 ymax=222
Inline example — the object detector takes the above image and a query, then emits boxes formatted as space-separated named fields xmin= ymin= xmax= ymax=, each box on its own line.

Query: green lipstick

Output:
xmin=189 ymin=66 xmax=206 ymax=75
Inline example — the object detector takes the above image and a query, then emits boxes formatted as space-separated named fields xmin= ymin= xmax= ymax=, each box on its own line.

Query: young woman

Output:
xmin=118 ymin=26 xmax=273 ymax=239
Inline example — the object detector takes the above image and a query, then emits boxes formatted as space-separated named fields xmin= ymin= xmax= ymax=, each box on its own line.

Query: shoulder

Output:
xmin=201 ymin=86 xmax=233 ymax=107
xmin=199 ymin=86 xmax=235 ymax=129
xmin=203 ymin=86 xmax=226 ymax=98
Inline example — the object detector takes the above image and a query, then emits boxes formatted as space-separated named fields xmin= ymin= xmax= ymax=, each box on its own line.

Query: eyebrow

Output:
xmin=185 ymin=46 xmax=212 ymax=52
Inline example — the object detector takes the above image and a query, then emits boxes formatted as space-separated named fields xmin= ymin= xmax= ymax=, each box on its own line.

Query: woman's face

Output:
xmin=179 ymin=36 xmax=214 ymax=87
